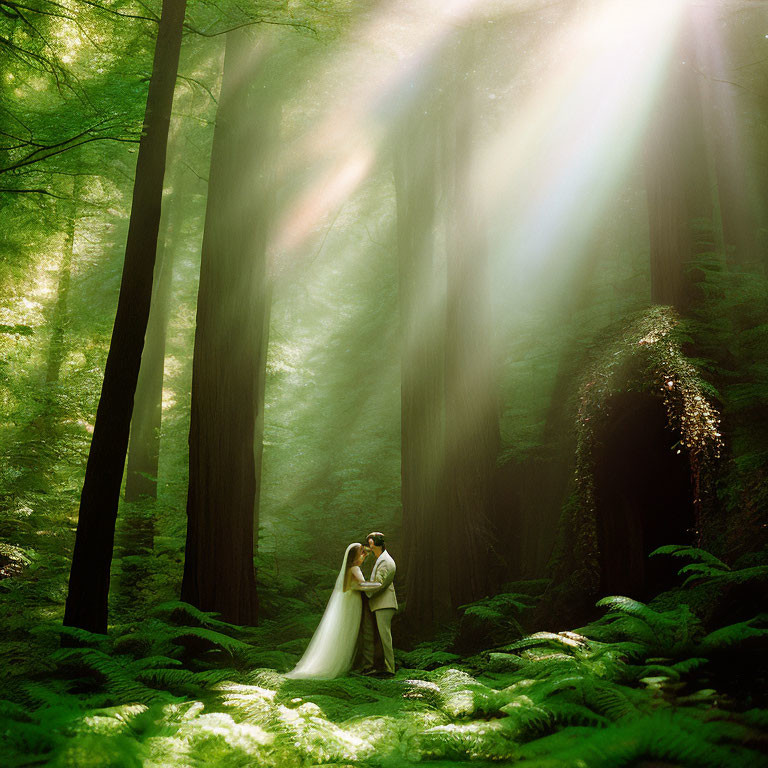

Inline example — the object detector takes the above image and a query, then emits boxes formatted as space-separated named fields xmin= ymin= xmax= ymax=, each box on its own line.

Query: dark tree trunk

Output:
xmin=644 ymin=13 xmax=713 ymax=312
xmin=441 ymin=31 xmax=501 ymax=608
xmin=395 ymin=102 xmax=450 ymax=628
xmin=63 ymin=0 xmax=186 ymax=634
xmin=124 ymin=167 xmax=186 ymax=503
xmin=118 ymin=169 xmax=187 ymax=606
xmin=181 ymin=29 xmax=274 ymax=625
xmin=252 ymin=287 xmax=272 ymax=552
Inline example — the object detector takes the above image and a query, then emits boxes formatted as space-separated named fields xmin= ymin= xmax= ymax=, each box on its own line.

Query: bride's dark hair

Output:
xmin=343 ymin=543 xmax=364 ymax=592
xmin=346 ymin=543 xmax=363 ymax=570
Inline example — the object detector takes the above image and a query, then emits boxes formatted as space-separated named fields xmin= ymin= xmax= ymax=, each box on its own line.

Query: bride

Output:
xmin=286 ymin=543 xmax=381 ymax=679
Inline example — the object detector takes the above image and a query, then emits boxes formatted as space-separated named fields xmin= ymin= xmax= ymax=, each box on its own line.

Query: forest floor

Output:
xmin=1 ymin=529 xmax=768 ymax=767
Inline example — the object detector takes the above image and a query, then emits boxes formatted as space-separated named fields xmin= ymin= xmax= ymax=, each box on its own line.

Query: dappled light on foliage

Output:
xmin=2 ymin=554 xmax=767 ymax=765
xmin=2 ymin=0 xmax=768 ymax=763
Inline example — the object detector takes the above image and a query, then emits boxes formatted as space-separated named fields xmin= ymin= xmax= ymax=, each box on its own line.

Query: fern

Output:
xmin=51 ymin=647 xmax=182 ymax=704
xmin=398 ymin=643 xmax=461 ymax=670
xmin=150 ymin=601 xmax=241 ymax=631
xmin=137 ymin=666 xmax=232 ymax=693
xmin=651 ymin=544 xmax=768 ymax=590
xmin=591 ymin=597 xmax=702 ymax=658
xmin=700 ymin=615 xmax=768 ymax=652
xmin=58 ymin=625 xmax=112 ymax=651
xmin=459 ymin=592 xmax=537 ymax=617
xmin=651 ymin=544 xmax=730 ymax=569
xmin=516 ymin=710 xmax=765 ymax=767
xmin=111 ymin=617 xmax=250 ymax=660
xmin=502 ymin=630 xmax=589 ymax=654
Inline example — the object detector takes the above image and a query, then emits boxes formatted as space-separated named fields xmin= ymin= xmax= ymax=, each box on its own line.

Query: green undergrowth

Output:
xmin=1 ymin=552 xmax=767 ymax=767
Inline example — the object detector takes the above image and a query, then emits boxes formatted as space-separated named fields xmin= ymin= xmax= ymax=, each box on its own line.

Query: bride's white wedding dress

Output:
xmin=287 ymin=543 xmax=379 ymax=680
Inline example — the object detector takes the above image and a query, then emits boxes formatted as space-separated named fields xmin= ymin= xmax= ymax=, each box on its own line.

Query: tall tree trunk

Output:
xmin=644 ymin=13 xmax=713 ymax=312
xmin=181 ymin=29 xmax=274 ymax=625
xmin=63 ymin=0 xmax=186 ymax=634
xmin=253 ymin=286 xmax=272 ymax=552
xmin=395 ymin=103 xmax=450 ymax=628
xmin=124 ymin=167 xmax=186 ymax=503
xmin=442 ymin=31 xmax=501 ymax=608
xmin=117 ymin=168 xmax=187 ymax=606
xmin=694 ymin=5 xmax=760 ymax=267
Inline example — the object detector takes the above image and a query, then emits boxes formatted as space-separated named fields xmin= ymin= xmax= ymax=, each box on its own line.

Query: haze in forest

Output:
xmin=2 ymin=0 xmax=768 ymax=764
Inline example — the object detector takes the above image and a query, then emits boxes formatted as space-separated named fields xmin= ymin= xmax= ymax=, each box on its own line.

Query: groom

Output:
xmin=361 ymin=531 xmax=397 ymax=677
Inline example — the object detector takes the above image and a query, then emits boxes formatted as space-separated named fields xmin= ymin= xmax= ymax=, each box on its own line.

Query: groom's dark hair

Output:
xmin=366 ymin=531 xmax=386 ymax=551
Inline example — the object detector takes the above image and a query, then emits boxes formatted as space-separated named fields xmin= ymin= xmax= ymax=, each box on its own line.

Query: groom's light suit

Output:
xmin=363 ymin=550 xmax=398 ymax=674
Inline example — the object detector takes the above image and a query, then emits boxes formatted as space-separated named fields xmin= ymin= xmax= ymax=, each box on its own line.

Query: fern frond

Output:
xmin=503 ymin=631 xmax=587 ymax=653
xmin=596 ymin=595 xmax=675 ymax=622
xmin=650 ymin=545 xmax=729 ymax=569
xmin=57 ymin=625 xmax=112 ymax=651
xmin=151 ymin=601 xmax=241 ymax=631
xmin=700 ymin=616 xmax=768 ymax=651
xmin=171 ymin=626 xmax=252 ymax=655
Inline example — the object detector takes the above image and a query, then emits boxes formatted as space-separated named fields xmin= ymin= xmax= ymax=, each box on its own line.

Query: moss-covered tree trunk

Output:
xmin=63 ymin=0 xmax=186 ymax=634
xmin=181 ymin=29 xmax=274 ymax=625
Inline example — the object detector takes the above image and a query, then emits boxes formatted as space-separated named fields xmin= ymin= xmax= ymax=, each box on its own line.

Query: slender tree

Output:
xmin=124 ymin=165 xmax=187 ymax=502
xmin=63 ymin=0 xmax=186 ymax=634
xmin=181 ymin=29 xmax=275 ymax=625
xmin=117 ymin=166 xmax=188 ymax=604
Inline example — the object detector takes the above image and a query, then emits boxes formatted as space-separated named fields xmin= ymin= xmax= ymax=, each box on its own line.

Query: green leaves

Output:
xmin=651 ymin=544 xmax=768 ymax=588
xmin=0 ymin=324 xmax=34 ymax=336
xmin=700 ymin=615 xmax=768 ymax=652
xmin=650 ymin=544 xmax=729 ymax=568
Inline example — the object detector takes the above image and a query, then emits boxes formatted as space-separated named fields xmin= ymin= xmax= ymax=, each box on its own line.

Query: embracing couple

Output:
xmin=286 ymin=532 xmax=397 ymax=680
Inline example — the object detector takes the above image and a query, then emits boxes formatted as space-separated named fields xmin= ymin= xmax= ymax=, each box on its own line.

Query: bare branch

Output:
xmin=183 ymin=16 xmax=316 ymax=38
xmin=179 ymin=158 xmax=208 ymax=183
xmin=732 ymin=56 xmax=768 ymax=72
xmin=176 ymin=73 xmax=218 ymax=104
xmin=1 ymin=134 xmax=140 ymax=174
xmin=75 ymin=0 xmax=158 ymax=23
xmin=0 ymin=186 xmax=69 ymax=198
xmin=690 ymin=62 xmax=763 ymax=98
